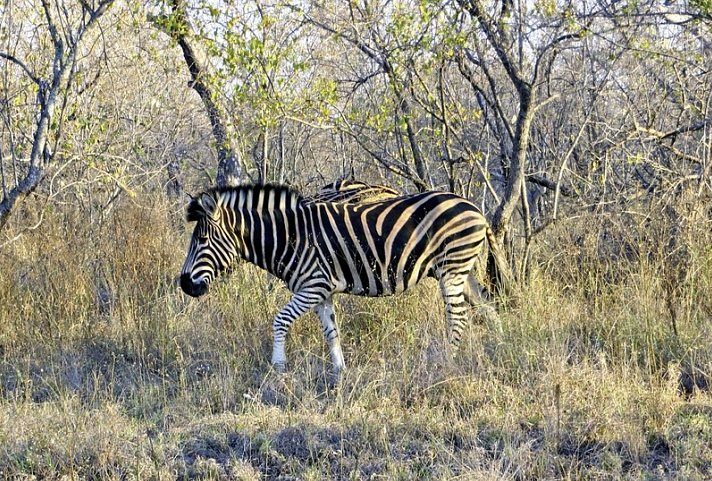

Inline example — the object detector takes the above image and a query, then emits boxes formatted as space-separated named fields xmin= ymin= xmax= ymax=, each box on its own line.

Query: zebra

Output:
xmin=180 ymin=184 xmax=509 ymax=375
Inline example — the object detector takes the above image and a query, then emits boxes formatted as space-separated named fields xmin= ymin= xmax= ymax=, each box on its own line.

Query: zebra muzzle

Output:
xmin=180 ymin=274 xmax=209 ymax=298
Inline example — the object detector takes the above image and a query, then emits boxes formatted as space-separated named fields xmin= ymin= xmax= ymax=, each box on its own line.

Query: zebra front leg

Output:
xmin=314 ymin=298 xmax=346 ymax=377
xmin=271 ymin=291 xmax=326 ymax=372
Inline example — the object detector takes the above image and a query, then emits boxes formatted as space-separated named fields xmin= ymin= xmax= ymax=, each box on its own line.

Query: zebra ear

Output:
xmin=186 ymin=195 xmax=203 ymax=222
xmin=200 ymin=193 xmax=220 ymax=221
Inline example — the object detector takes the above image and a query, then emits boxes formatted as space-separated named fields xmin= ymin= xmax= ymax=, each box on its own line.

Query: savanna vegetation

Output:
xmin=1 ymin=0 xmax=711 ymax=479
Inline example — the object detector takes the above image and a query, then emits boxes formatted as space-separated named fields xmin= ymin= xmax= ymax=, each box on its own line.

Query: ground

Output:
xmin=0 ymin=202 xmax=710 ymax=480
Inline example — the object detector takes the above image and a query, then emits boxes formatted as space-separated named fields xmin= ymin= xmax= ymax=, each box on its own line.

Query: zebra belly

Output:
xmin=334 ymin=262 xmax=427 ymax=297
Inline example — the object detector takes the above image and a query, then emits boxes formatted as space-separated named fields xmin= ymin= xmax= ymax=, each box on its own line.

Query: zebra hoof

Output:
xmin=272 ymin=362 xmax=287 ymax=374
xmin=446 ymin=346 xmax=460 ymax=364
xmin=260 ymin=371 xmax=297 ymax=407
xmin=328 ymin=368 xmax=345 ymax=389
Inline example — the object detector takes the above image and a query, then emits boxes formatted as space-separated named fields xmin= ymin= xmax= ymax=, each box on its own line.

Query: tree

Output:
xmin=156 ymin=0 xmax=242 ymax=187
xmin=452 ymin=0 xmax=590 ymax=242
xmin=0 ymin=0 xmax=115 ymax=232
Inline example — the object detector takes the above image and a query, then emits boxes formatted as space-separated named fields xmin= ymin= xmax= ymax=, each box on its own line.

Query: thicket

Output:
xmin=1 ymin=0 xmax=711 ymax=479
xmin=0 ymin=188 xmax=710 ymax=479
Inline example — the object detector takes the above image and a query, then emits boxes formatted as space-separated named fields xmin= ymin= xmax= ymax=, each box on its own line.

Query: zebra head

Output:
xmin=180 ymin=192 xmax=238 ymax=298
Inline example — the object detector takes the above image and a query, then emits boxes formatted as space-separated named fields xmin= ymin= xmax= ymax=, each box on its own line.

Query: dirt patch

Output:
xmin=645 ymin=432 xmax=674 ymax=474
xmin=678 ymin=364 xmax=709 ymax=398
xmin=181 ymin=435 xmax=232 ymax=465
xmin=272 ymin=426 xmax=314 ymax=462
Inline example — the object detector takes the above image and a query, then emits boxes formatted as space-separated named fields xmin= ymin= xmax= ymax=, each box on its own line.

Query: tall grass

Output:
xmin=0 ymin=194 xmax=710 ymax=480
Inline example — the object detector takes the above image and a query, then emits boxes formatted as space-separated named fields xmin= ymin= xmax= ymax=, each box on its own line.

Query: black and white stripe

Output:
xmin=314 ymin=179 xmax=501 ymax=313
xmin=180 ymin=184 xmax=506 ymax=374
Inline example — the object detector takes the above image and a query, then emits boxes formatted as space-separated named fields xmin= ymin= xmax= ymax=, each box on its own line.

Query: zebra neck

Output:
xmin=230 ymin=185 xmax=301 ymax=214
xmin=220 ymin=186 xmax=307 ymax=280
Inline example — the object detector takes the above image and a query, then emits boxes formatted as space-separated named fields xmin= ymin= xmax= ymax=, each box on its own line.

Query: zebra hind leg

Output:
xmin=439 ymin=273 xmax=470 ymax=353
xmin=314 ymin=297 xmax=346 ymax=381
xmin=463 ymin=273 xmax=502 ymax=330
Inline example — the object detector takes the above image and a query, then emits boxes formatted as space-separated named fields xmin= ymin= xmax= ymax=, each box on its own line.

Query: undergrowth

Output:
xmin=0 ymin=194 xmax=710 ymax=480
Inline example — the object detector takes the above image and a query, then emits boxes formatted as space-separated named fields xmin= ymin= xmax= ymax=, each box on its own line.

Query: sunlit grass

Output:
xmin=0 ymin=196 xmax=710 ymax=479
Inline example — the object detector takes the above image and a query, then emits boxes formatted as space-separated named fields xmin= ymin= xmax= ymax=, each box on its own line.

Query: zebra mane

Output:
xmin=210 ymin=183 xmax=303 ymax=201
xmin=187 ymin=184 xmax=304 ymax=222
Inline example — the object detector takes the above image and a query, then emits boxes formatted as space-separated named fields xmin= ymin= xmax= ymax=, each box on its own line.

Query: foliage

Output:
xmin=1 ymin=0 xmax=711 ymax=478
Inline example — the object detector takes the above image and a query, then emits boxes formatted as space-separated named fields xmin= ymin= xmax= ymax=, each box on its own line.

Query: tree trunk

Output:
xmin=492 ymin=85 xmax=535 ymax=238
xmin=167 ymin=0 xmax=241 ymax=187
xmin=166 ymin=158 xmax=183 ymax=200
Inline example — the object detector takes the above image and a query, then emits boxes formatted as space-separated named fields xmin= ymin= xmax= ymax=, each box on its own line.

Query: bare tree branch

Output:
xmin=0 ymin=52 xmax=41 ymax=85
xmin=527 ymin=174 xmax=574 ymax=197
xmin=0 ymin=0 xmax=115 ymax=232
xmin=635 ymin=117 xmax=712 ymax=141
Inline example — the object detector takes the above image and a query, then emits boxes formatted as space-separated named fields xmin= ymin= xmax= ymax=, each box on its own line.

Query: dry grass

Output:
xmin=0 ymin=195 xmax=710 ymax=480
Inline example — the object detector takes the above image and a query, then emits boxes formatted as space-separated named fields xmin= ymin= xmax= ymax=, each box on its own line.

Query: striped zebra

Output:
xmin=313 ymin=179 xmax=501 ymax=308
xmin=180 ymin=184 xmax=509 ymax=375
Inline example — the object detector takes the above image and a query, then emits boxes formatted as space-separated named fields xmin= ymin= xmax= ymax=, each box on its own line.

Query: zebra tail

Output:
xmin=485 ymin=226 xmax=513 ymax=301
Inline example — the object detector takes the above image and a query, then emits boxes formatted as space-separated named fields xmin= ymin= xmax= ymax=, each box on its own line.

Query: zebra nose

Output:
xmin=180 ymin=274 xmax=208 ymax=297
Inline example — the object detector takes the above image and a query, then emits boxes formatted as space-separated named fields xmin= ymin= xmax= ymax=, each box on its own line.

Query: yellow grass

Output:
xmin=0 ymin=195 xmax=710 ymax=480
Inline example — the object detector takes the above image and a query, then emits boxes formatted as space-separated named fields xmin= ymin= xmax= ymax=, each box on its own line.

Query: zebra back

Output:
xmin=309 ymin=179 xmax=400 ymax=204
xmin=310 ymin=179 xmax=510 ymax=298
